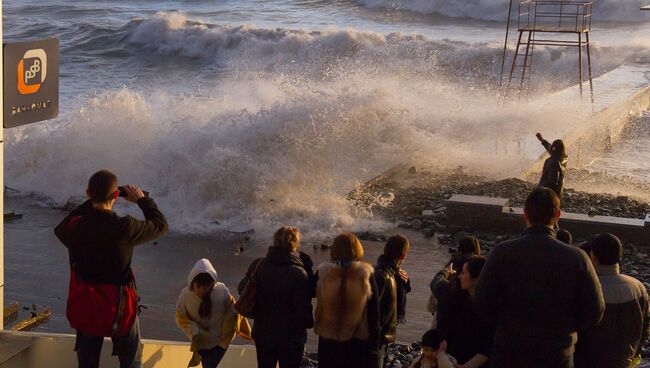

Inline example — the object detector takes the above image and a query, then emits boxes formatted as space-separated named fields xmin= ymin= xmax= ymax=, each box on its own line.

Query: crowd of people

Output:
xmin=55 ymin=133 xmax=649 ymax=368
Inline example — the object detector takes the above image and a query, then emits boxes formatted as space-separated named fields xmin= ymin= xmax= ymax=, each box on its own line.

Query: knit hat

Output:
xmin=421 ymin=329 xmax=446 ymax=351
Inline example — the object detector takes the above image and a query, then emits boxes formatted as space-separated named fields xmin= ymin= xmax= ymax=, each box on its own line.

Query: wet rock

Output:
xmin=411 ymin=219 xmax=422 ymax=231
xmin=422 ymin=210 xmax=434 ymax=218
xmin=397 ymin=221 xmax=411 ymax=229
xmin=423 ymin=227 xmax=436 ymax=238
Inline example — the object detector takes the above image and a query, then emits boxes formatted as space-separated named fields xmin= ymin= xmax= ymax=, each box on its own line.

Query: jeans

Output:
xmin=256 ymin=343 xmax=304 ymax=368
xmin=75 ymin=318 xmax=142 ymax=368
xmin=198 ymin=345 xmax=227 ymax=368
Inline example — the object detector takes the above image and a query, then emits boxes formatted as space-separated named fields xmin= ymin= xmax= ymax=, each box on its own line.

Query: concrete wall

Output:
xmin=447 ymin=194 xmax=650 ymax=245
xmin=0 ymin=331 xmax=259 ymax=368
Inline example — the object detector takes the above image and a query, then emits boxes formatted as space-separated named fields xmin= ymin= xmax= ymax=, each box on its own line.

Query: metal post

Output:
xmin=1 ymin=0 xmax=5 ymax=330
xmin=499 ymin=0 xmax=515 ymax=86
xmin=578 ymin=32 xmax=583 ymax=98
xmin=508 ymin=30 xmax=524 ymax=89
xmin=586 ymin=31 xmax=594 ymax=105
xmin=520 ymin=31 xmax=533 ymax=89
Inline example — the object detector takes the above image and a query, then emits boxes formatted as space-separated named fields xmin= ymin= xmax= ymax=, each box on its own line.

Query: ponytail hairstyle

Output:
xmin=273 ymin=226 xmax=301 ymax=252
xmin=191 ymin=272 xmax=216 ymax=319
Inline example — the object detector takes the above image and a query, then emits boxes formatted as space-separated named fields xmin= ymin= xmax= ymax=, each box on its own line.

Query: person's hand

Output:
xmin=123 ymin=184 xmax=145 ymax=203
xmin=398 ymin=268 xmax=409 ymax=283
xmin=536 ymin=132 xmax=543 ymax=141
xmin=445 ymin=263 xmax=456 ymax=278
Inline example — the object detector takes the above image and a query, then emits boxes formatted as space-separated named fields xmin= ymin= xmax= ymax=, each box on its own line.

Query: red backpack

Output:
xmin=65 ymin=216 xmax=139 ymax=337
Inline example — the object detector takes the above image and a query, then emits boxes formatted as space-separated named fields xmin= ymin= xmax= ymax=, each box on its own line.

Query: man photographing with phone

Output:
xmin=55 ymin=169 xmax=168 ymax=368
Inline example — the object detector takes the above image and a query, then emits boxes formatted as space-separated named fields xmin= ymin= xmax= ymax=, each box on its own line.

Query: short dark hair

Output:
xmin=464 ymin=256 xmax=487 ymax=279
xmin=556 ymin=229 xmax=573 ymax=244
xmin=421 ymin=329 xmax=446 ymax=351
xmin=383 ymin=235 xmax=410 ymax=261
xmin=590 ymin=233 xmax=622 ymax=265
xmin=525 ymin=187 xmax=560 ymax=226
xmin=88 ymin=170 xmax=118 ymax=203
xmin=458 ymin=236 xmax=481 ymax=255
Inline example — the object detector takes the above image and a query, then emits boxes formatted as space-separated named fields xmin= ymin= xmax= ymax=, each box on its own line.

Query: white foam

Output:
xmin=124 ymin=13 xmax=649 ymax=86
xmin=6 ymin=71 xmax=595 ymax=235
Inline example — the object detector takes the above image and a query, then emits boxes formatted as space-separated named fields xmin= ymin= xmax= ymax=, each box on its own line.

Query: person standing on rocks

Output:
xmin=536 ymin=133 xmax=568 ymax=201
xmin=240 ymin=226 xmax=314 ymax=368
xmin=374 ymin=234 xmax=412 ymax=366
xmin=574 ymin=233 xmax=650 ymax=368
xmin=430 ymin=256 xmax=491 ymax=368
xmin=474 ymin=187 xmax=604 ymax=368
xmin=54 ymin=170 xmax=169 ymax=368
xmin=314 ymin=232 xmax=381 ymax=368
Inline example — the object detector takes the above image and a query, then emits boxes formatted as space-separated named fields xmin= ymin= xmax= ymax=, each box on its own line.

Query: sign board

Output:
xmin=3 ymin=38 xmax=59 ymax=128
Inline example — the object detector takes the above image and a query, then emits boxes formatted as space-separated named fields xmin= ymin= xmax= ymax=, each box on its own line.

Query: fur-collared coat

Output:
xmin=315 ymin=261 xmax=374 ymax=341
xmin=314 ymin=261 xmax=381 ymax=368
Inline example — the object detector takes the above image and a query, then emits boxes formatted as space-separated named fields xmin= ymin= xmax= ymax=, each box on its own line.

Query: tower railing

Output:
xmin=519 ymin=1 xmax=592 ymax=33
xmin=503 ymin=0 xmax=594 ymax=103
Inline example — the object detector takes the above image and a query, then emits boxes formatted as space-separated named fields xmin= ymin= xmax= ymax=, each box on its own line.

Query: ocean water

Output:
xmin=3 ymin=0 xmax=649 ymax=235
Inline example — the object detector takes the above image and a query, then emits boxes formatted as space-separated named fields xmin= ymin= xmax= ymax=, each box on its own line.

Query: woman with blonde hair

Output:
xmin=314 ymin=232 xmax=381 ymax=368
xmin=238 ymin=226 xmax=314 ymax=368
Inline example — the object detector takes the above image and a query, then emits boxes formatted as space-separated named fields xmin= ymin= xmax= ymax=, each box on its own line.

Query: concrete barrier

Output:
xmin=447 ymin=194 xmax=650 ymax=246
xmin=0 ymin=331 xmax=258 ymax=368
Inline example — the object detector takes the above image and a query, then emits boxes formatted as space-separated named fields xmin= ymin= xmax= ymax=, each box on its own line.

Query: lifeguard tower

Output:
xmin=500 ymin=1 xmax=594 ymax=102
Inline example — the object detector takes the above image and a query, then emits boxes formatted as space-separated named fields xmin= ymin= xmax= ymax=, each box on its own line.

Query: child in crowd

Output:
xmin=176 ymin=258 xmax=251 ymax=368
xmin=410 ymin=329 xmax=456 ymax=368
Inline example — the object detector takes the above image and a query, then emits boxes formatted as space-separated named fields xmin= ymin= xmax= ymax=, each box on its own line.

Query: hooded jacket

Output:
xmin=176 ymin=258 xmax=251 ymax=351
xmin=247 ymin=246 xmax=314 ymax=347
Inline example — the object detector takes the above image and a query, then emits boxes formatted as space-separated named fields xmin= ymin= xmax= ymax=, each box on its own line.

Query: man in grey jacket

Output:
xmin=575 ymin=233 xmax=650 ymax=368
xmin=474 ymin=187 xmax=604 ymax=368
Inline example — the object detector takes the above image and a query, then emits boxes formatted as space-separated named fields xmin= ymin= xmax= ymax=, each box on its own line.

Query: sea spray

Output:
xmin=5 ymin=69 xmax=591 ymax=235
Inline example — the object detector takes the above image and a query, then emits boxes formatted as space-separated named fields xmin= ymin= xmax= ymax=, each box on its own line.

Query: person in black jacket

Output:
xmin=374 ymin=234 xmax=411 ymax=366
xmin=54 ymin=169 xmax=168 ymax=368
xmin=240 ymin=226 xmax=314 ymax=368
xmin=431 ymin=256 xmax=491 ymax=368
xmin=474 ymin=187 xmax=604 ymax=368
xmin=536 ymin=133 xmax=568 ymax=200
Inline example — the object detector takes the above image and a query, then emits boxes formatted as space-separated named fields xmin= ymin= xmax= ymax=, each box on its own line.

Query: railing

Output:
xmin=518 ymin=1 xmax=592 ymax=33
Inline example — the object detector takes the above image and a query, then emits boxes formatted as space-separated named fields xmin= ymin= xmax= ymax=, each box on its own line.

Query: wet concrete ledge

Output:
xmin=446 ymin=194 xmax=650 ymax=246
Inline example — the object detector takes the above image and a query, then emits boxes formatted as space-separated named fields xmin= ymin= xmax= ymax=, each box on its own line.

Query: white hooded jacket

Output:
xmin=176 ymin=258 xmax=234 ymax=350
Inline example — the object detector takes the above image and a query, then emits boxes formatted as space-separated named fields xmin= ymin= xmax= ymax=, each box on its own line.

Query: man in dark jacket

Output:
xmin=374 ymin=234 xmax=411 ymax=366
xmin=241 ymin=226 xmax=314 ymax=368
xmin=575 ymin=234 xmax=650 ymax=368
xmin=54 ymin=170 xmax=168 ymax=368
xmin=474 ymin=187 xmax=604 ymax=368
